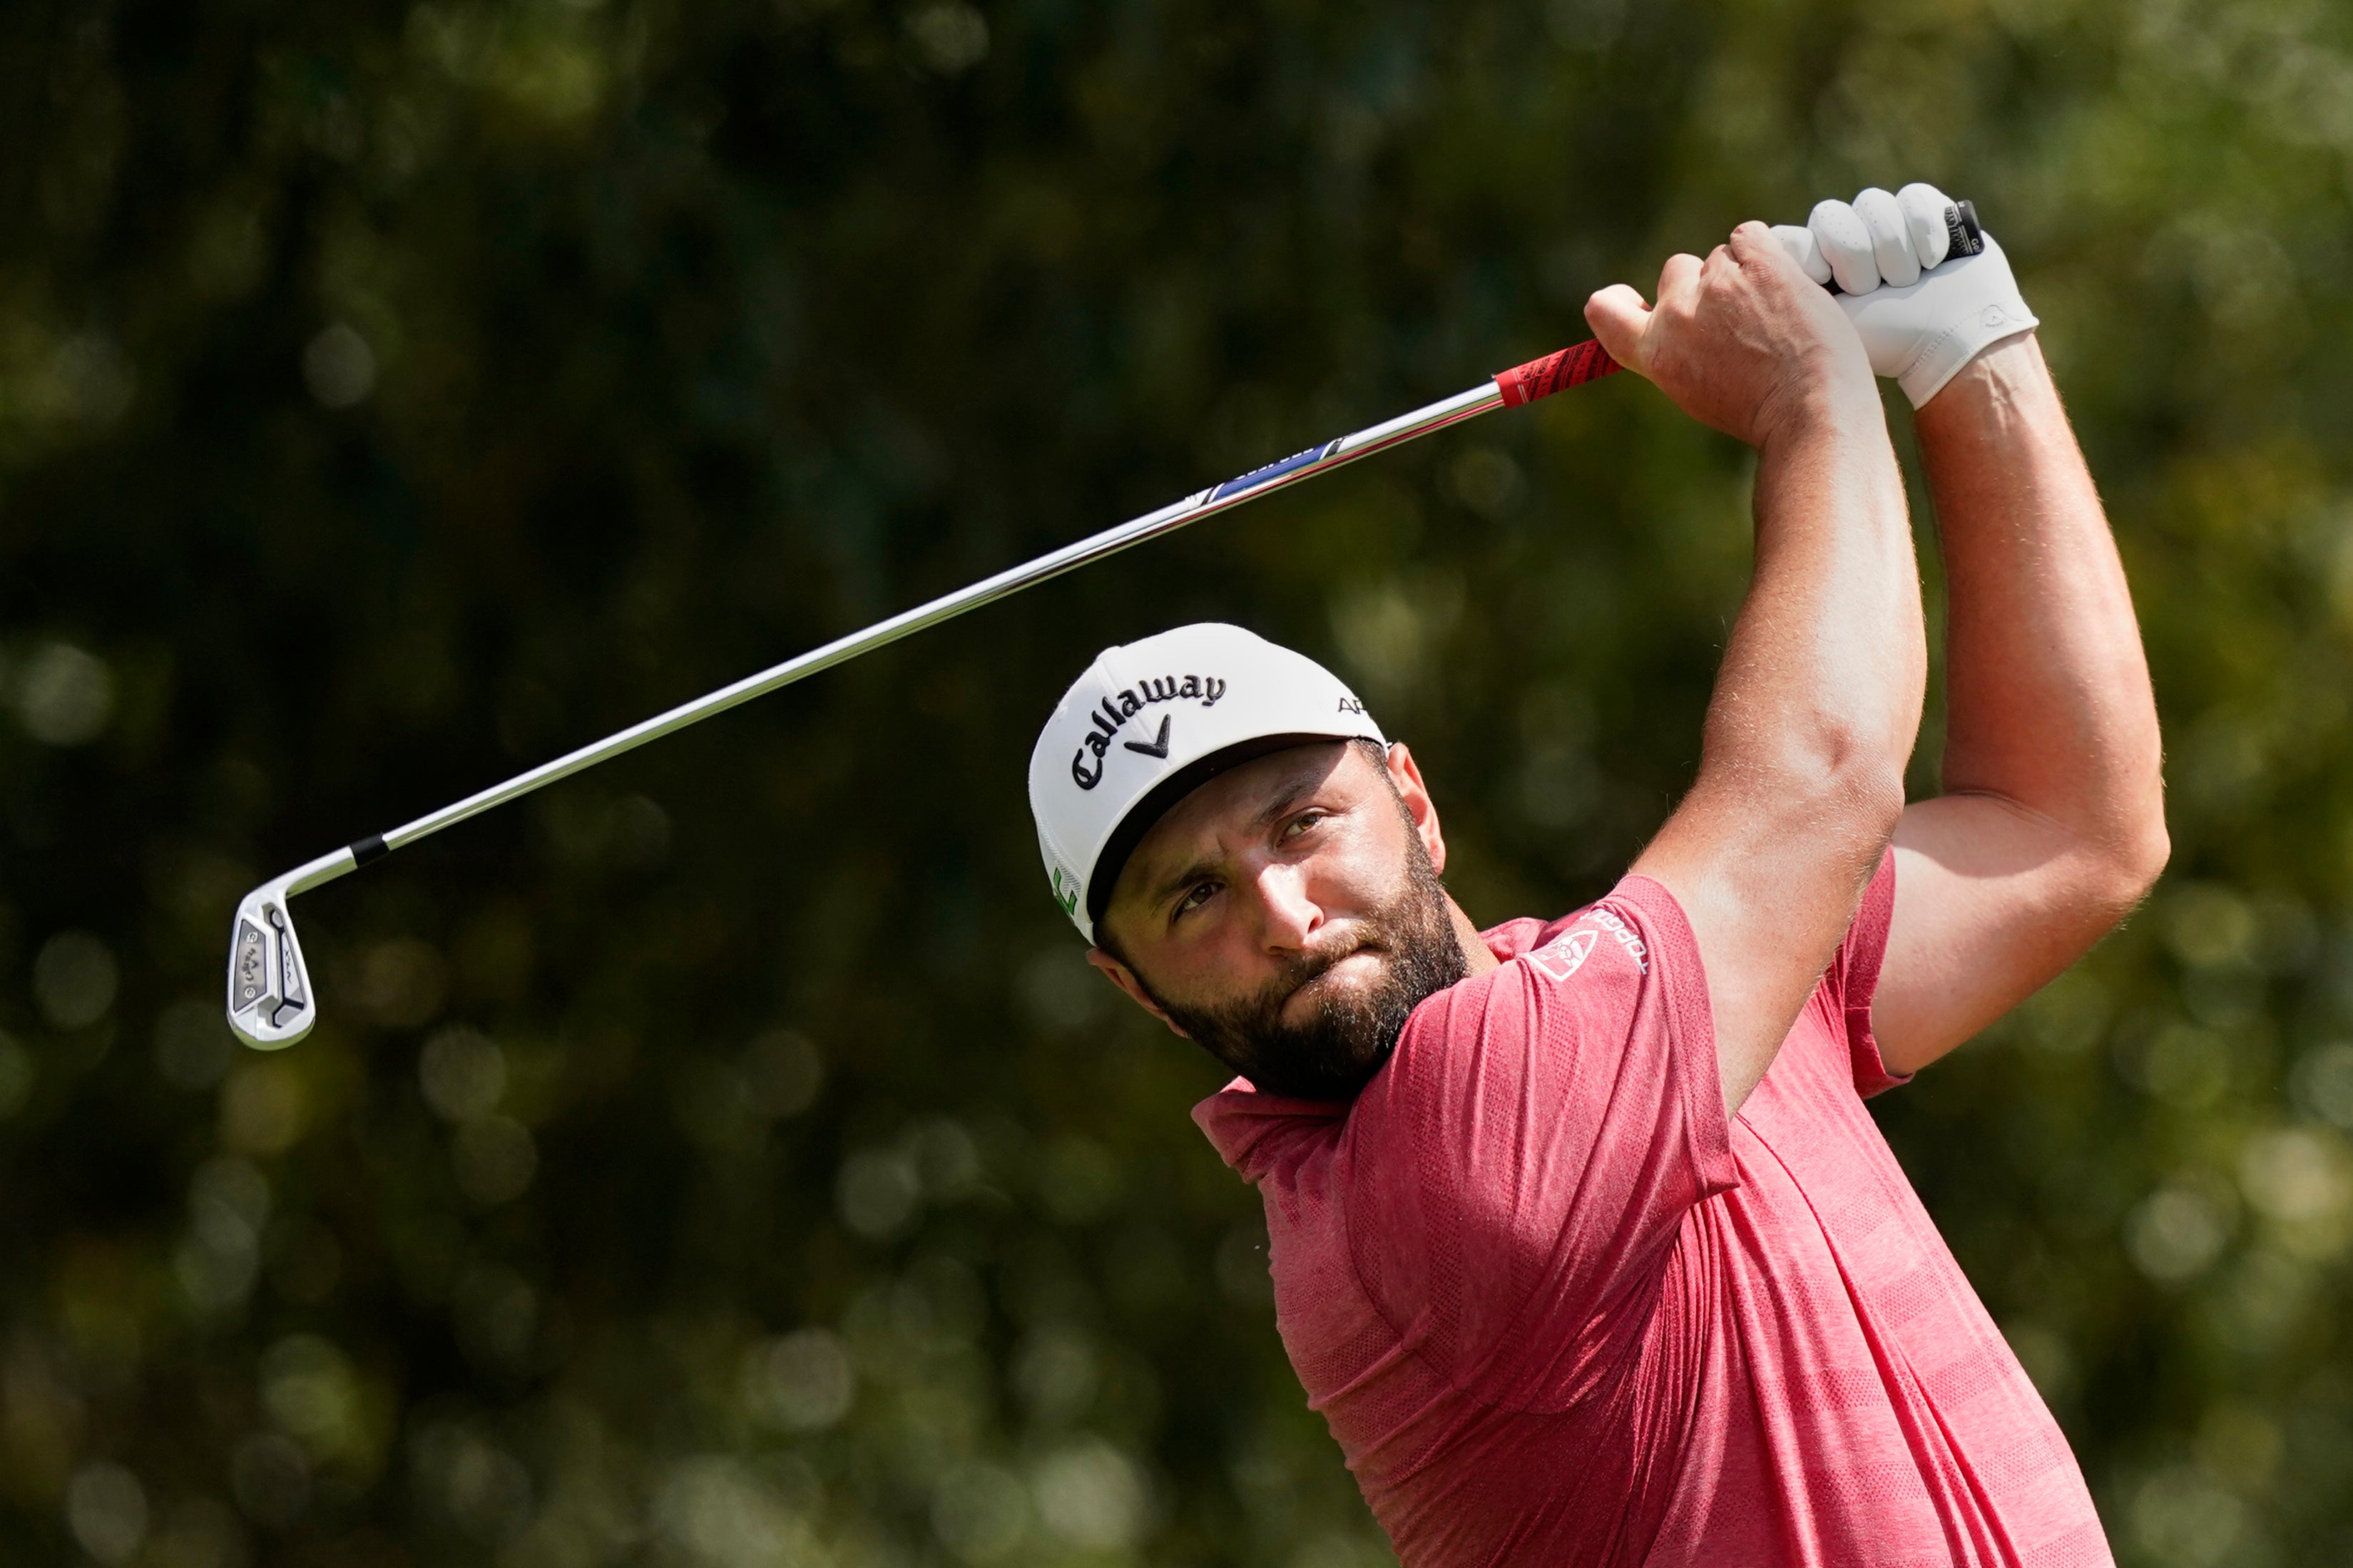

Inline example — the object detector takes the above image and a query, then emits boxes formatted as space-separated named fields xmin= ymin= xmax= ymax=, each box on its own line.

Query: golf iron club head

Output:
xmin=226 ymin=848 xmax=358 ymax=1049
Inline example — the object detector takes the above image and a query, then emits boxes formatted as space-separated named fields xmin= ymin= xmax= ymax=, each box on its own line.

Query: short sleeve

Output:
xmin=1831 ymin=849 xmax=1910 ymax=1098
xmin=1334 ymin=874 xmax=1737 ymax=1387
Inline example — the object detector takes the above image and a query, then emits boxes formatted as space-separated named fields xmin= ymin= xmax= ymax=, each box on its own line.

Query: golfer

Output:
xmin=1027 ymin=188 xmax=2163 ymax=1566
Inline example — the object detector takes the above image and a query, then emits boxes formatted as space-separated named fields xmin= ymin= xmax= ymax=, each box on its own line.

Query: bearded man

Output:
xmin=1025 ymin=188 xmax=2165 ymax=1566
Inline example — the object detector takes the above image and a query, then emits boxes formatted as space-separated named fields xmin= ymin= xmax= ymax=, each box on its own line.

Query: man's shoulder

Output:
xmin=1478 ymin=913 xmax=1555 ymax=963
xmin=1452 ymin=891 xmax=1667 ymax=1010
xmin=1480 ymin=879 xmax=1679 ymax=968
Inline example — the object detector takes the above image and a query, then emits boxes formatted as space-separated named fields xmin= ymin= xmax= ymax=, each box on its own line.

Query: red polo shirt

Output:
xmin=1193 ymin=856 xmax=2112 ymax=1567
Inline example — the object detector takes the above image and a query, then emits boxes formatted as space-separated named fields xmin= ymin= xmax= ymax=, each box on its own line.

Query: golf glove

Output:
xmin=1770 ymin=184 xmax=2037 ymax=408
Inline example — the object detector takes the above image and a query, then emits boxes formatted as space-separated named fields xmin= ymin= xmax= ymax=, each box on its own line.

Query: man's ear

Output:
xmin=1385 ymin=742 xmax=1447 ymax=875
xmin=1086 ymin=946 xmax=1191 ymax=1037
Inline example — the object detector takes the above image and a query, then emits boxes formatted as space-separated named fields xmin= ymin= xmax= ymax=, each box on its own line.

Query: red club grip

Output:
xmin=1492 ymin=338 xmax=1621 ymax=407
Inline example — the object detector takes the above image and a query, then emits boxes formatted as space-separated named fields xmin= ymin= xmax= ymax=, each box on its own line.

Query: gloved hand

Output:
xmin=1770 ymin=184 xmax=2037 ymax=408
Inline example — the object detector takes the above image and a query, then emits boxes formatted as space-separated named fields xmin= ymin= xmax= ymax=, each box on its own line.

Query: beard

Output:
xmin=1145 ymin=832 xmax=1469 ymax=1101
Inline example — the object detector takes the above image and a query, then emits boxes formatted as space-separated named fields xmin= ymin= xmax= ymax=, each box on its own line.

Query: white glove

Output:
xmin=1770 ymin=184 xmax=2038 ymax=408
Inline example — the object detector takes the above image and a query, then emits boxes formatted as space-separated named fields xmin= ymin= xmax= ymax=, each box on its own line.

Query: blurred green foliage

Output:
xmin=1 ymin=0 xmax=2351 ymax=1562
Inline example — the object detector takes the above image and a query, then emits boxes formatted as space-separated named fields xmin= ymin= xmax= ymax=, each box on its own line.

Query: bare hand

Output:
xmin=1585 ymin=222 xmax=1877 ymax=449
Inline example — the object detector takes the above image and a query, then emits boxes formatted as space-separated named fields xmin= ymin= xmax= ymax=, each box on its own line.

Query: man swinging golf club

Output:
xmin=1028 ymin=185 xmax=2165 ymax=1565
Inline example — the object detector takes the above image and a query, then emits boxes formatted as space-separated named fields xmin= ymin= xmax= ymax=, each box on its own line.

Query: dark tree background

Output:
xmin=1 ymin=0 xmax=2349 ymax=1563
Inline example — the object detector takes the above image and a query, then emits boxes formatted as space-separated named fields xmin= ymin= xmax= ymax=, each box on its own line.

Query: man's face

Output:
xmin=1091 ymin=741 xmax=1469 ymax=1100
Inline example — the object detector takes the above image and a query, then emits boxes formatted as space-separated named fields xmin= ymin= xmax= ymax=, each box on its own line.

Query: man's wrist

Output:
xmin=1913 ymin=330 xmax=2048 ymax=441
xmin=1756 ymin=369 xmax=1887 ymax=454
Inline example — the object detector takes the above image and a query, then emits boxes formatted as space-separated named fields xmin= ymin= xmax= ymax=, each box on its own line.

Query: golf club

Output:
xmin=221 ymin=338 xmax=1615 ymax=1047
xmin=225 ymin=198 xmax=1986 ymax=1052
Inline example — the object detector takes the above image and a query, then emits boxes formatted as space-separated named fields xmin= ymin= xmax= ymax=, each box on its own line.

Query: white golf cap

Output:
xmin=1029 ymin=622 xmax=1385 ymax=942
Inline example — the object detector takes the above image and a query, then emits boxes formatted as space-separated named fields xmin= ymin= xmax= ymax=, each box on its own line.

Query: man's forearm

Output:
xmin=1643 ymin=387 xmax=1924 ymax=1110
xmin=1912 ymin=334 xmax=2165 ymax=873
xmin=1712 ymin=389 xmax=1921 ymax=794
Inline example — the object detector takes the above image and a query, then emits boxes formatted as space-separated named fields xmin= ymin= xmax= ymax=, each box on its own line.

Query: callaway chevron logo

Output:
xmin=1070 ymin=675 xmax=1227 ymax=789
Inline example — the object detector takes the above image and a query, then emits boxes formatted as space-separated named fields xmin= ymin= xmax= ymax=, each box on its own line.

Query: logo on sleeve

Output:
xmin=1525 ymin=903 xmax=1650 ymax=982
xmin=1589 ymin=905 xmax=1650 ymax=973
xmin=1526 ymin=927 xmax=1598 ymax=982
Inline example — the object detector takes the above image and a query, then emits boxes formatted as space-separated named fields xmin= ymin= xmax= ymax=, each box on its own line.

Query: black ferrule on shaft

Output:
xmin=351 ymin=834 xmax=390 ymax=866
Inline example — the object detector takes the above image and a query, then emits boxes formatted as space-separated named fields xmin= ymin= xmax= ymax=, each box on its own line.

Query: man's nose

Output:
xmin=1250 ymin=859 xmax=1324 ymax=950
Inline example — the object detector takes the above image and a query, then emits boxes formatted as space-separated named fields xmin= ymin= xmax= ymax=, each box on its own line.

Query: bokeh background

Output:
xmin=2 ymin=0 xmax=2349 ymax=1562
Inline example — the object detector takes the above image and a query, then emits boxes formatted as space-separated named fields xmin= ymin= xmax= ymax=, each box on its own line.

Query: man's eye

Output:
xmin=1173 ymin=882 xmax=1218 ymax=921
xmin=1283 ymin=811 xmax=1327 ymax=840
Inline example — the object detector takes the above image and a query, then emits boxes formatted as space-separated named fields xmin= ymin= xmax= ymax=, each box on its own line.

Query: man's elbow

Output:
xmin=1847 ymin=758 xmax=1912 ymax=851
xmin=1713 ymin=710 xmax=1913 ymax=853
xmin=1802 ymin=735 xmax=1911 ymax=855
xmin=2087 ymin=794 xmax=2170 ymax=923
xmin=2116 ymin=814 xmax=2172 ymax=905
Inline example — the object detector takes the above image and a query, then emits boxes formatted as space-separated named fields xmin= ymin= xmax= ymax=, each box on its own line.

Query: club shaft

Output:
xmin=347 ymin=378 xmax=1509 ymax=864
